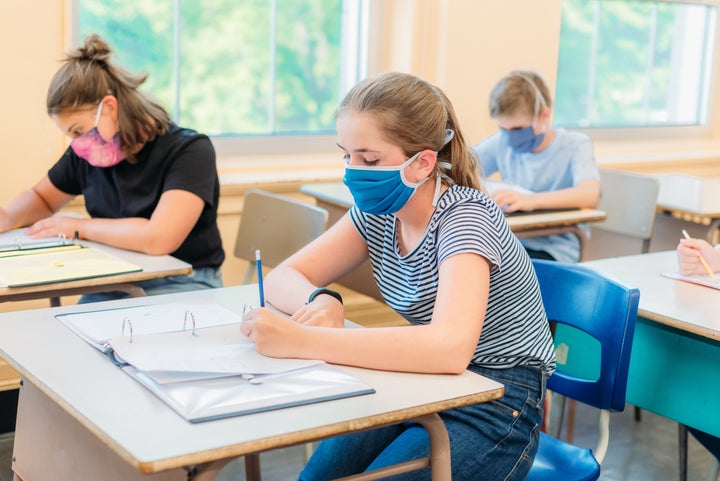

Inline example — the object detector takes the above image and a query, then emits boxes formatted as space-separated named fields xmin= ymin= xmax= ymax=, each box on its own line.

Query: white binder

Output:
xmin=57 ymin=303 xmax=374 ymax=423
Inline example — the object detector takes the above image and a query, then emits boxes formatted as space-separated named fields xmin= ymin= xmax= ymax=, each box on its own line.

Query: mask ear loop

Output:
xmin=93 ymin=100 xmax=104 ymax=128
xmin=431 ymin=129 xmax=457 ymax=206
xmin=513 ymin=74 xmax=547 ymax=129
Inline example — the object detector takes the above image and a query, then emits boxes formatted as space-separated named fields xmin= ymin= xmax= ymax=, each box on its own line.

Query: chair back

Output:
xmin=532 ymin=259 xmax=639 ymax=412
xmin=234 ymin=189 xmax=328 ymax=283
xmin=593 ymin=168 xmax=659 ymax=253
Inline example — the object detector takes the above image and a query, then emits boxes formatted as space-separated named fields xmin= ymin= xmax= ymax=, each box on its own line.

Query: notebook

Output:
xmin=57 ymin=303 xmax=375 ymax=422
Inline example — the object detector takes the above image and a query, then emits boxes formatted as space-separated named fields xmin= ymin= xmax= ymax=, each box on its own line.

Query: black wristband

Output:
xmin=307 ymin=287 xmax=343 ymax=305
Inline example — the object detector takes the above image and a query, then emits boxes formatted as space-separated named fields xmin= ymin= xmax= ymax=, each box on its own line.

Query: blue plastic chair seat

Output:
xmin=525 ymin=432 xmax=600 ymax=481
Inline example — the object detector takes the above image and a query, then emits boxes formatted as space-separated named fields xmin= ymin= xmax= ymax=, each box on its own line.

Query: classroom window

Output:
xmin=75 ymin=0 xmax=369 ymax=153
xmin=555 ymin=0 xmax=717 ymax=129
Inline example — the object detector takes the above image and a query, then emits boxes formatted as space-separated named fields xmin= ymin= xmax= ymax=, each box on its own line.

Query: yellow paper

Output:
xmin=0 ymin=246 xmax=142 ymax=287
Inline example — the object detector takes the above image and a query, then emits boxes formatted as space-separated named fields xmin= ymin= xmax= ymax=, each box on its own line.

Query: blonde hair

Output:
xmin=488 ymin=70 xmax=552 ymax=119
xmin=46 ymin=34 xmax=171 ymax=162
xmin=338 ymin=72 xmax=480 ymax=189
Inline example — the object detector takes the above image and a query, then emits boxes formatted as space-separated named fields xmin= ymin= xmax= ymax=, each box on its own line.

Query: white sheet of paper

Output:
xmin=110 ymin=324 xmax=322 ymax=378
xmin=483 ymin=179 xmax=533 ymax=196
xmin=661 ymin=271 xmax=720 ymax=290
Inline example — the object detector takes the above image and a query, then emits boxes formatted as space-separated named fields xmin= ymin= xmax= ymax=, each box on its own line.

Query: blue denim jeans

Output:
xmin=77 ymin=267 xmax=223 ymax=304
xmin=299 ymin=364 xmax=546 ymax=481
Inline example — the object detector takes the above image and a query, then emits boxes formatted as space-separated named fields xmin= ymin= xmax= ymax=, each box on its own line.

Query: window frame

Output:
xmin=556 ymin=0 xmax=720 ymax=142
xmin=69 ymin=0 xmax=380 ymax=158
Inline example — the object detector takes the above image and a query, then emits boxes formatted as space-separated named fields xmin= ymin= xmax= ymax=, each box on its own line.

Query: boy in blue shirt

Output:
xmin=473 ymin=70 xmax=600 ymax=263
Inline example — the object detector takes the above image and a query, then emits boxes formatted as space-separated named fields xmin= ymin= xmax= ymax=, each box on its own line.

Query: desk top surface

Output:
xmin=0 ymin=285 xmax=503 ymax=473
xmin=300 ymin=182 xmax=606 ymax=230
xmin=0 ymin=229 xmax=192 ymax=300
xmin=582 ymin=250 xmax=720 ymax=340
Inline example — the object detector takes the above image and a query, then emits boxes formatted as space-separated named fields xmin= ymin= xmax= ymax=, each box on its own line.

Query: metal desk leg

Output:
xmin=334 ymin=413 xmax=451 ymax=481
xmin=188 ymin=458 xmax=234 ymax=481
xmin=679 ymin=424 xmax=688 ymax=481
xmin=417 ymin=413 xmax=452 ymax=481
xmin=244 ymin=454 xmax=262 ymax=481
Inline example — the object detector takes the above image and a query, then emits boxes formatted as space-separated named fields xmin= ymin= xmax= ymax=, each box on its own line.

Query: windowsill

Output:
xmin=216 ymin=138 xmax=720 ymax=191
xmin=218 ymin=153 xmax=343 ymax=196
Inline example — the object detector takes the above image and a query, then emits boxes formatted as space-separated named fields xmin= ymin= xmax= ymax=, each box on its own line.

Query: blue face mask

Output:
xmin=343 ymin=151 xmax=429 ymax=215
xmin=499 ymin=73 xmax=548 ymax=153
xmin=501 ymin=126 xmax=545 ymax=153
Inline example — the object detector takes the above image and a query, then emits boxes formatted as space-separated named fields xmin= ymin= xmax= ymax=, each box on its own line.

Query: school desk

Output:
xmin=654 ymin=173 xmax=720 ymax=244
xmin=655 ymin=204 xmax=720 ymax=244
xmin=0 ymin=284 xmax=504 ymax=481
xmin=300 ymin=181 xmax=606 ymax=299
xmin=581 ymin=251 xmax=720 ymax=438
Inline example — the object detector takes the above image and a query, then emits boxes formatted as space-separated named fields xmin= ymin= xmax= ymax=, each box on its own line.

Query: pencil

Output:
xmin=682 ymin=229 xmax=716 ymax=279
xmin=255 ymin=250 xmax=265 ymax=307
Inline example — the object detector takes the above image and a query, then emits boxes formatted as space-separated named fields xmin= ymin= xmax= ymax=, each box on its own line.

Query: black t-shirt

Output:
xmin=48 ymin=124 xmax=225 ymax=269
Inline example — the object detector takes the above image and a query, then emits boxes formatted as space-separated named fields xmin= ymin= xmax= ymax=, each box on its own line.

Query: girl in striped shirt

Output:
xmin=242 ymin=72 xmax=555 ymax=481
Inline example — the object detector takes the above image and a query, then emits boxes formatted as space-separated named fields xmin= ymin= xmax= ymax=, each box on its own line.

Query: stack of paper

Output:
xmin=57 ymin=303 xmax=374 ymax=422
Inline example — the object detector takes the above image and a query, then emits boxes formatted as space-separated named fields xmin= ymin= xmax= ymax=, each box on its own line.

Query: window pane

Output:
xmin=78 ymin=0 xmax=175 ymax=112
xmin=177 ymin=1 xmax=272 ymax=135
xmin=77 ymin=0 xmax=364 ymax=138
xmin=555 ymin=0 xmax=717 ymax=129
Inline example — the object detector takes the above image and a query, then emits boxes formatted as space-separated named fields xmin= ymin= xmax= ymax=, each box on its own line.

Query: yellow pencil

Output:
xmin=682 ymin=229 xmax=716 ymax=278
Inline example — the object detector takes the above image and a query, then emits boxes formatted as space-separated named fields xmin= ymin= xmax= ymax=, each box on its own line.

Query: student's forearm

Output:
xmin=1 ymin=189 xmax=56 ymax=232
xmin=294 ymin=323 xmax=475 ymax=374
xmin=265 ymin=265 xmax=322 ymax=314
xmin=530 ymin=184 xmax=600 ymax=209
xmin=78 ymin=217 xmax=185 ymax=255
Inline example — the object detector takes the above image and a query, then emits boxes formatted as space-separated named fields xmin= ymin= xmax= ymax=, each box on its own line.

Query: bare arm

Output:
xmin=0 ymin=176 xmax=74 ymax=232
xmin=245 ymin=252 xmax=490 ymax=374
xmin=25 ymin=189 xmax=204 ymax=255
xmin=493 ymin=178 xmax=600 ymax=213
xmin=265 ymin=213 xmax=370 ymax=317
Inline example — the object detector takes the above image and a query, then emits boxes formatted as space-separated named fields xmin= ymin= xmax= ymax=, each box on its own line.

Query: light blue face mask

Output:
xmin=501 ymin=125 xmax=545 ymax=153
xmin=342 ymin=130 xmax=454 ymax=215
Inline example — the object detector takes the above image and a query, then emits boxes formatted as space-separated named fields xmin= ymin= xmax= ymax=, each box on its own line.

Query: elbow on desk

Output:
xmin=140 ymin=236 xmax=184 ymax=256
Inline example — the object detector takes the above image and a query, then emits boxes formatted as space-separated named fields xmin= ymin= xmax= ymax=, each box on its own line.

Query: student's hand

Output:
xmin=491 ymin=189 xmax=535 ymax=213
xmin=26 ymin=215 xmax=86 ymax=240
xmin=677 ymin=237 xmax=720 ymax=275
xmin=290 ymin=296 xmax=345 ymax=327
xmin=241 ymin=307 xmax=304 ymax=357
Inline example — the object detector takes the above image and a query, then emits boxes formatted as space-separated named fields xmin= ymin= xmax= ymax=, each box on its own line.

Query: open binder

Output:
xmin=57 ymin=303 xmax=375 ymax=423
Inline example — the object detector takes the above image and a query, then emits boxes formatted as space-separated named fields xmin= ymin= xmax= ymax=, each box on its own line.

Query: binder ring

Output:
xmin=121 ymin=317 xmax=133 ymax=343
xmin=183 ymin=310 xmax=198 ymax=337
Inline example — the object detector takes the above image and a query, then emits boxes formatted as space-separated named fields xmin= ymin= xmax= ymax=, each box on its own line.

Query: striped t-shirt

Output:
xmin=349 ymin=185 xmax=556 ymax=374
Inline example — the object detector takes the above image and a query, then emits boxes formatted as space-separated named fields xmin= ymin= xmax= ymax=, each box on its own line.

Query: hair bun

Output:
xmin=70 ymin=33 xmax=113 ymax=63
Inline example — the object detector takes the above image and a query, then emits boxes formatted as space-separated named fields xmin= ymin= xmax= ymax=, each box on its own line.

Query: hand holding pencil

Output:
xmin=678 ymin=230 xmax=718 ymax=278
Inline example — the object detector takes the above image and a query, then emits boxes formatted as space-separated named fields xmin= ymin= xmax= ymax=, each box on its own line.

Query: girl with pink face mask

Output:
xmin=0 ymin=34 xmax=224 ymax=302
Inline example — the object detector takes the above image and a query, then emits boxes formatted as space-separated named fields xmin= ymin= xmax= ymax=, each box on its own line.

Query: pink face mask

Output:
xmin=70 ymin=102 xmax=126 ymax=168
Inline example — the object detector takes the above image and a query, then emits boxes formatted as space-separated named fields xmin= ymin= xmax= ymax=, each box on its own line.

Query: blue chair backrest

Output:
xmin=532 ymin=259 xmax=640 ymax=412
